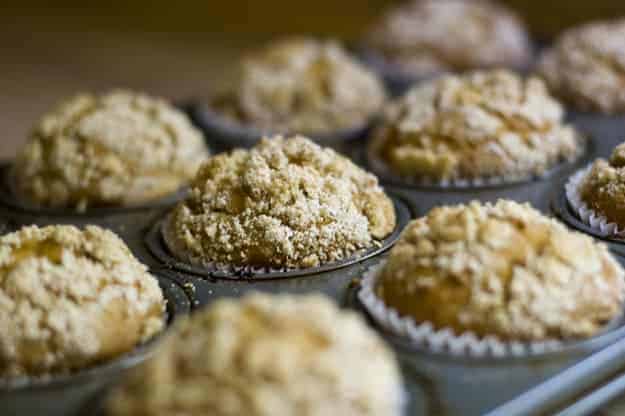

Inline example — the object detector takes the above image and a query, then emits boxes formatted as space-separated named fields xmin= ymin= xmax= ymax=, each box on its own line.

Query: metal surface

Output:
xmin=0 ymin=275 xmax=191 ymax=416
xmin=186 ymin=102 xmax=373 ymax=154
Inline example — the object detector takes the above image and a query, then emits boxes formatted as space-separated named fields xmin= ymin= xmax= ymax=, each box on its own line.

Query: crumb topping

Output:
xmin=14 ymin=90 xmax=209 ymax=211
xmin=166 ymin=135 xmax=396 ymax=269
xmin=539 ymin=19 xmax=625 ymax=114
xmin=0 ymin=225 xmax=165 ymax=377
xmin=214 ymin=38 xmax=386 ymax=135
xmin=581 ymin=143 xmax=625 ymax=225
xmin=107 ymin=293 xmax=403 ymax=416
xmin=366 ymin=0 xmax=531 ymax=77
xmin=376 ymin=200 xmax=625 ymax=341
xmin=371 ymin=70 xmax=581 ymax=180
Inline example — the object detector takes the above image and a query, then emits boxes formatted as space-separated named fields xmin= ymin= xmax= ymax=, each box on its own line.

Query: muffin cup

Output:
xmin=142 ymin=194 xmax=414 ymax=306
xmin=0 ymin=274 xmax=191 ymax=416
xmin=349 ymin=258 xmax=625 ymax=415
xmin=355 ymin=135 xmax=592 ymax=215
xmin=185 ymin=102 xmax=374 ymax=154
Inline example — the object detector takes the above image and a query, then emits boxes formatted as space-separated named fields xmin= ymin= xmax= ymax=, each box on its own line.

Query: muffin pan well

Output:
xmin=0 ymin=275 xmax=191 ymax=416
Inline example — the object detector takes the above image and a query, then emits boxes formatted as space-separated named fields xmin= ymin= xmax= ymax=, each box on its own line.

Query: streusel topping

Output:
xmin=14 ymin=90 xmax=209 ymax=211
xmin=166 ymin=135 xmax=396 ymax=269
xmin=108 ymin=293 xmax=403 ymax=416
xmin=376 ymin=200 xmax=625 ymax=341
xmin=371 ymin=70 xmax=581 ymax=181
xmin=0 ymin=225 xmax=165 ymax=378
xmin=580 ymin=143 xmax=625 ymax=225
xmin=539 ymin=19 xmax=625 ymax=114
xmin=365 ymin=0 xmax=531 ymax=77
xmin=214 ymin=38 xmax=386 ymax=135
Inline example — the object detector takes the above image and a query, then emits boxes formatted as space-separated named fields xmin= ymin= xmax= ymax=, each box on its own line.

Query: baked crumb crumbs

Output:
xmin=581 ymin=143 xmax=625 ymax=226
xmin=376 ymin=199 xmax=625 ymax=341
xmin=165 ymin=135 xmax=396 ymax=269
xmin=371 ymin=70 xmax=581 ymax=181
xmin=107 ymin=293 xmax=403 ymax=416
xmin=539 ymin=19 xmax=625 ymax=114
xmin=366 ymin=0 xmax=531 ymax=77
xmin=0 ymin=225 xmax=165 ymax=377
xmin=213 ymin=37 xmax=386 ymax=135
xmin=14 ymin=90 xmax=209 ymax=211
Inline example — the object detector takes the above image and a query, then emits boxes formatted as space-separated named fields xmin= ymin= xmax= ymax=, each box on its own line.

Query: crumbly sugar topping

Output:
xmin=539 ymin=19 xmax=625 ymax=113
xmin=366 ymin=0 xmax=531 ymax=76
xmin=215 ymin=38 xmax=386 ymax=134
xmin=376 ymin=200 xmax=625 ymax=341
xmin=0 ymin=225 xmax=165 ymax=377
xmin=14 ymin=90 xmax=209 ymax=211
xmin=371 ymin=70 xmax=581 ymax=180
xmin=108 ymin=293 xmax=403 ymax=416
xmin=166 ymin=135 xmax=396 ymax=269
xmin=581 ymin=143 xmax=625 ymax=225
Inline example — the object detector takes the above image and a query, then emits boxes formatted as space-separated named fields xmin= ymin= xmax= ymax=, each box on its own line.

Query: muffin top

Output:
xmin=539 ymin=19 xmax=625 ymax=114
xmin=0 ymin=225 xmax=165 ymax=378
xmin=365 ymin=0 xmax=531 ymax=77
xmin=371 ymin=70 xmax=581 ymax=181
xmin=108 ymin=293 xmax=403 ymax=416
xmin=14 ymin=90 xmax=209 ymax=211
xmin=375 ymin=200 xmax=625 ymax=341
xmin=165 ymin=135 xmax=396 ymax=269
xmin=213 ymin=37 xmax=386 ymax=135
xmin=580 ymin=143 xmax=625 ymax=225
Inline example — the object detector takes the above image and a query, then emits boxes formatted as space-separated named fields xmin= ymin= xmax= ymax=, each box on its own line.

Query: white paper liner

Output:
xmin=565 ymin=165 xmax=625 ymax=238
xmin=161 ymin=213 xmax=379 ymax=278
xmin=358 ymin=261 xmax=564 ymax=358
xmin=366 ymin=136 xmax=585 ymax=189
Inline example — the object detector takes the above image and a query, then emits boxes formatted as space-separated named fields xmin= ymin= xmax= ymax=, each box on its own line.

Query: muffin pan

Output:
xmin=0 ymin=274 xmax=191 ymax=416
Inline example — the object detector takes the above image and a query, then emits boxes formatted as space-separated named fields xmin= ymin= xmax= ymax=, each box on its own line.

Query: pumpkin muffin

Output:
xmin=108 ymin=293 xmax=403 ymax=416
xmin=0 ymin=225 xmax=165 ymax=378
xmin=539 ymin=19 xmax=625 ymax=114
xmin=365 ymin=0 xmax=531 ymax=78
xmin=580 ymin=143 xmax=625 ymax=227
xmin=212 ymin=37 xmax=386 ymax=135
xmin=374 ymin=200 xmax=625 ymax=341
xmin=165 ymin=135 xmax=396 ymax=269
xmin=14 ymin=90 xmax=209 ymax=211
xmin=370 ymin=70 xmax=581 ymax=181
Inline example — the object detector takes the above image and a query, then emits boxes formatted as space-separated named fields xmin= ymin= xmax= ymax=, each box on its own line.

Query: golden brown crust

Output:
xmin=107 ymin=293 xmax=403 ymax=416
xmin=214 ymin=37 xmax=386 ymax=135
xmin=0 ymin=225 xmax=165 ymax=377
xmin=14 ymin=90 xmax=209 ymax=211
xmin=580 ymin=143 xmax=625 ymax=225
xmin=539 ymin=19 xmax=625 ymax=114
xmin=372 ymin=70 xmax=581 ymax=181
xmin=166 ymin=135 xmax=396 ymax=269
xmin=375 ymin=200 xmax=625 ymax=341
xmin=366 ymin=0 xmax=531 ymax=77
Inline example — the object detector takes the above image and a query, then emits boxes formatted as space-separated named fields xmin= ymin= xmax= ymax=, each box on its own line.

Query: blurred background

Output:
xmin=2 ymin=0 xmax=625 ymax=158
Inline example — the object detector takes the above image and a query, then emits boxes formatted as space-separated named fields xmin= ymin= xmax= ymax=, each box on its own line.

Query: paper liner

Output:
xmin=358 ymin=261 xmax=565 ymax=358
xmin=366 ymin=135 xmax=586 ymax=190
xmin=565 ymin=165 xmax=625 ymax=238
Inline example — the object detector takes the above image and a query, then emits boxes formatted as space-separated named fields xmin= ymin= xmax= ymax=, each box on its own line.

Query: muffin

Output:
xmin=364 ymin=0 xmax=531 ymax=79
xmin=0 ymin=225 xmax=165 ymax=378
xmin=108 ymin=293 xmax=403 ymax=416
xmin=370 ymin=70 xmax=581 ymax=182
xmin=373 ymin=200 xmax=625 ymax=341
xmin=539 ymin=19 xmax=625 ymax=114
xmin=165 ymin=135 xmax=396 ymax=269
xmin=579 ymin=143 xmax=625 ymax=228
xmin=211 ymin=37 xmax=386 ymax=136
xmin=14 ymin=90 xmax=209 ymax=212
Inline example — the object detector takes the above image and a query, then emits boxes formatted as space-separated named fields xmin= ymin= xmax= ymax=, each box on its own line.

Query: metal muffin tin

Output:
xmin=1 ymin=108 xmax=625 ymax=416
xmin=185 ymin=102 xmax=373 ymax=154
xmin=0 ymin=275 xmax=191 ymax=416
